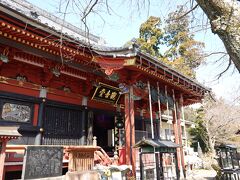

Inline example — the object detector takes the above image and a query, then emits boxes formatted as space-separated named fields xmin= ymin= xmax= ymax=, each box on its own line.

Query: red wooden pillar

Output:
xmin=124 ymin=86 xmax=136 ymax=176
xmin=172 ymin=109 xmax=181 ymax=172
xmin=177 ymin=96 xmax=186 ymax=178
xmin=0 ymin=139 xmax=7 ymax=180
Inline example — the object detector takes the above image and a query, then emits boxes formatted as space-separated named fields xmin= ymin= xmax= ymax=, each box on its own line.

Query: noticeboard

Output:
xmin=92 ymin=82 xmax=121 ymax=104
xmin=21 ymin=146 xmax=63 ymax=179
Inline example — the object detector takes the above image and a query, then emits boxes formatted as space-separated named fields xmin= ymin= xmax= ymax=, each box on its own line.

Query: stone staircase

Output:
xmin=94 ymin=148 xmax=113 ymax=166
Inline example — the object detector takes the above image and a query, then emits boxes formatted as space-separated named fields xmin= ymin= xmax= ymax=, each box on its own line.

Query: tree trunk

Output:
xmin=196 ymin=0 xmax=240 ymax=73
xmin=205 ymin=121 xmax=215 ymax=154
xmin=209 ymin=136 xmax=215 ymax=154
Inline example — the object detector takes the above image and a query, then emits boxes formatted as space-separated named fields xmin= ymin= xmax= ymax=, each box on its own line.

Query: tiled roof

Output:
xmin=0 ymin=0 xmax=103 ymax=45
xmin=94 ymin=46 xmax=210 ymax=92
xmin=134 ymin=138 xmax=180 ymax=148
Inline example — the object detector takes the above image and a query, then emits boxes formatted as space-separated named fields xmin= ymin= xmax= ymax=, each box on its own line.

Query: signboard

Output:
xmin=22 ymin=146 xmax=63 ymax=179
xmin=92 ymin=82 xmax=121 ymax=104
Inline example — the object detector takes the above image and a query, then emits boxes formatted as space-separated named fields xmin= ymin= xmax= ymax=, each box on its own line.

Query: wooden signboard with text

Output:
xmin=92 ymin=82 xmax=121 ymax=104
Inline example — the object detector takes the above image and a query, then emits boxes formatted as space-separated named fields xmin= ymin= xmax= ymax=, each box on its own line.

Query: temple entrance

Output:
xmin=92 ymin=111 xmax=115 ymax=155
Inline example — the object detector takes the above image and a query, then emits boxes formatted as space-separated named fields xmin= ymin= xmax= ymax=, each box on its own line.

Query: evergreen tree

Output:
xmin=164 ymin=6 xmax=205 ymax=78
xmin=137 ymin=6 xmax=205 ymax=78
xmin=188 ymin=107 xmax=210 ymax=153
xmin=137 ymin=16 xmax=164 ymax=57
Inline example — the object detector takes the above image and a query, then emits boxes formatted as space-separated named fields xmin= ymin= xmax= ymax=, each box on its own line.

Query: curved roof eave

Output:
xmin=137 ymin=51 xmax=211 ymax=92
xmin=93 ymin=46 xmax=210 ymax=92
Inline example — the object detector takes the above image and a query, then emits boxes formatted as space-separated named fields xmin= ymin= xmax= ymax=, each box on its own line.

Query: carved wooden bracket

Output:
xmin=41 ymin=63 xmax=53 ymax=87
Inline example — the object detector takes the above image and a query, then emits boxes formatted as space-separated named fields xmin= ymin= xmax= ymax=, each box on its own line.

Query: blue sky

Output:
xmin=27 ymin=0 xmax=240 ymax=101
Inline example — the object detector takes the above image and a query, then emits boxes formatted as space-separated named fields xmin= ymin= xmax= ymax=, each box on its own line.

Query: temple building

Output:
xmin=0 ymin=0 xmax=209 ymax=179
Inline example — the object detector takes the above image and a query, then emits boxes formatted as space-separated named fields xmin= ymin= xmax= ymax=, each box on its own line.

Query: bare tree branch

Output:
xmin=216 ymin=57 xmax=232 ymax=79
xmin=81 ymin=0 xmax=99 ymax=21
xmin=173 ymin=4 xmax=199 ymax=20
xmin=59 ymin=0 xmax=71 ymax=66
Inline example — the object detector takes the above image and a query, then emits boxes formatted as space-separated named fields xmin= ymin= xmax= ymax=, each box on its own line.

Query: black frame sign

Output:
xmin=92 ymin=82 xmax=121 ymax=104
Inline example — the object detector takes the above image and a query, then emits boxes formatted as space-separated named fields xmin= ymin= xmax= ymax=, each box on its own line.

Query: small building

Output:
xmin=215 ymin=144 xmax=240 ymax=179
xmin=0 ymin=0 xmax=209 ymax=179
xmin=0 ymin=126 xmax=21 ymax=180
xmin=134 ymin=138 xmax=180 ymax=179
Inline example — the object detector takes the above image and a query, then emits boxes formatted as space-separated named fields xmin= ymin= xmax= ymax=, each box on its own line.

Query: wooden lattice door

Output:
xmin=42 ymin=105 xmax=83 ymax=145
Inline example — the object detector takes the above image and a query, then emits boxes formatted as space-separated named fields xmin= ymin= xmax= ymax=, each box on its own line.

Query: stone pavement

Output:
xmin=182 ymin=169 xmax=217 ymax=180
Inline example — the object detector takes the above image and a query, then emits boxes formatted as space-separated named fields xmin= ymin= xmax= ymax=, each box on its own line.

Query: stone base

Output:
xmin=15 ymin=176 xmax=65 ymax=180
xmin=65 ymin=171 xmax=100 ymax=180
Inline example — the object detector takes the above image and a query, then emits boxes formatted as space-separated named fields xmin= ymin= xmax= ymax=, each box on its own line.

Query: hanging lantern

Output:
xmin=116 ymin=121 xmax=124 ymax=129
xmin=115 ymin=115 xmax=124 ymax=129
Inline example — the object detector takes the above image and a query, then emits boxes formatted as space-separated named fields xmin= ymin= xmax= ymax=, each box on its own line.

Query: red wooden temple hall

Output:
xmin=0 ymin=0 xmax=209 ymax=178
